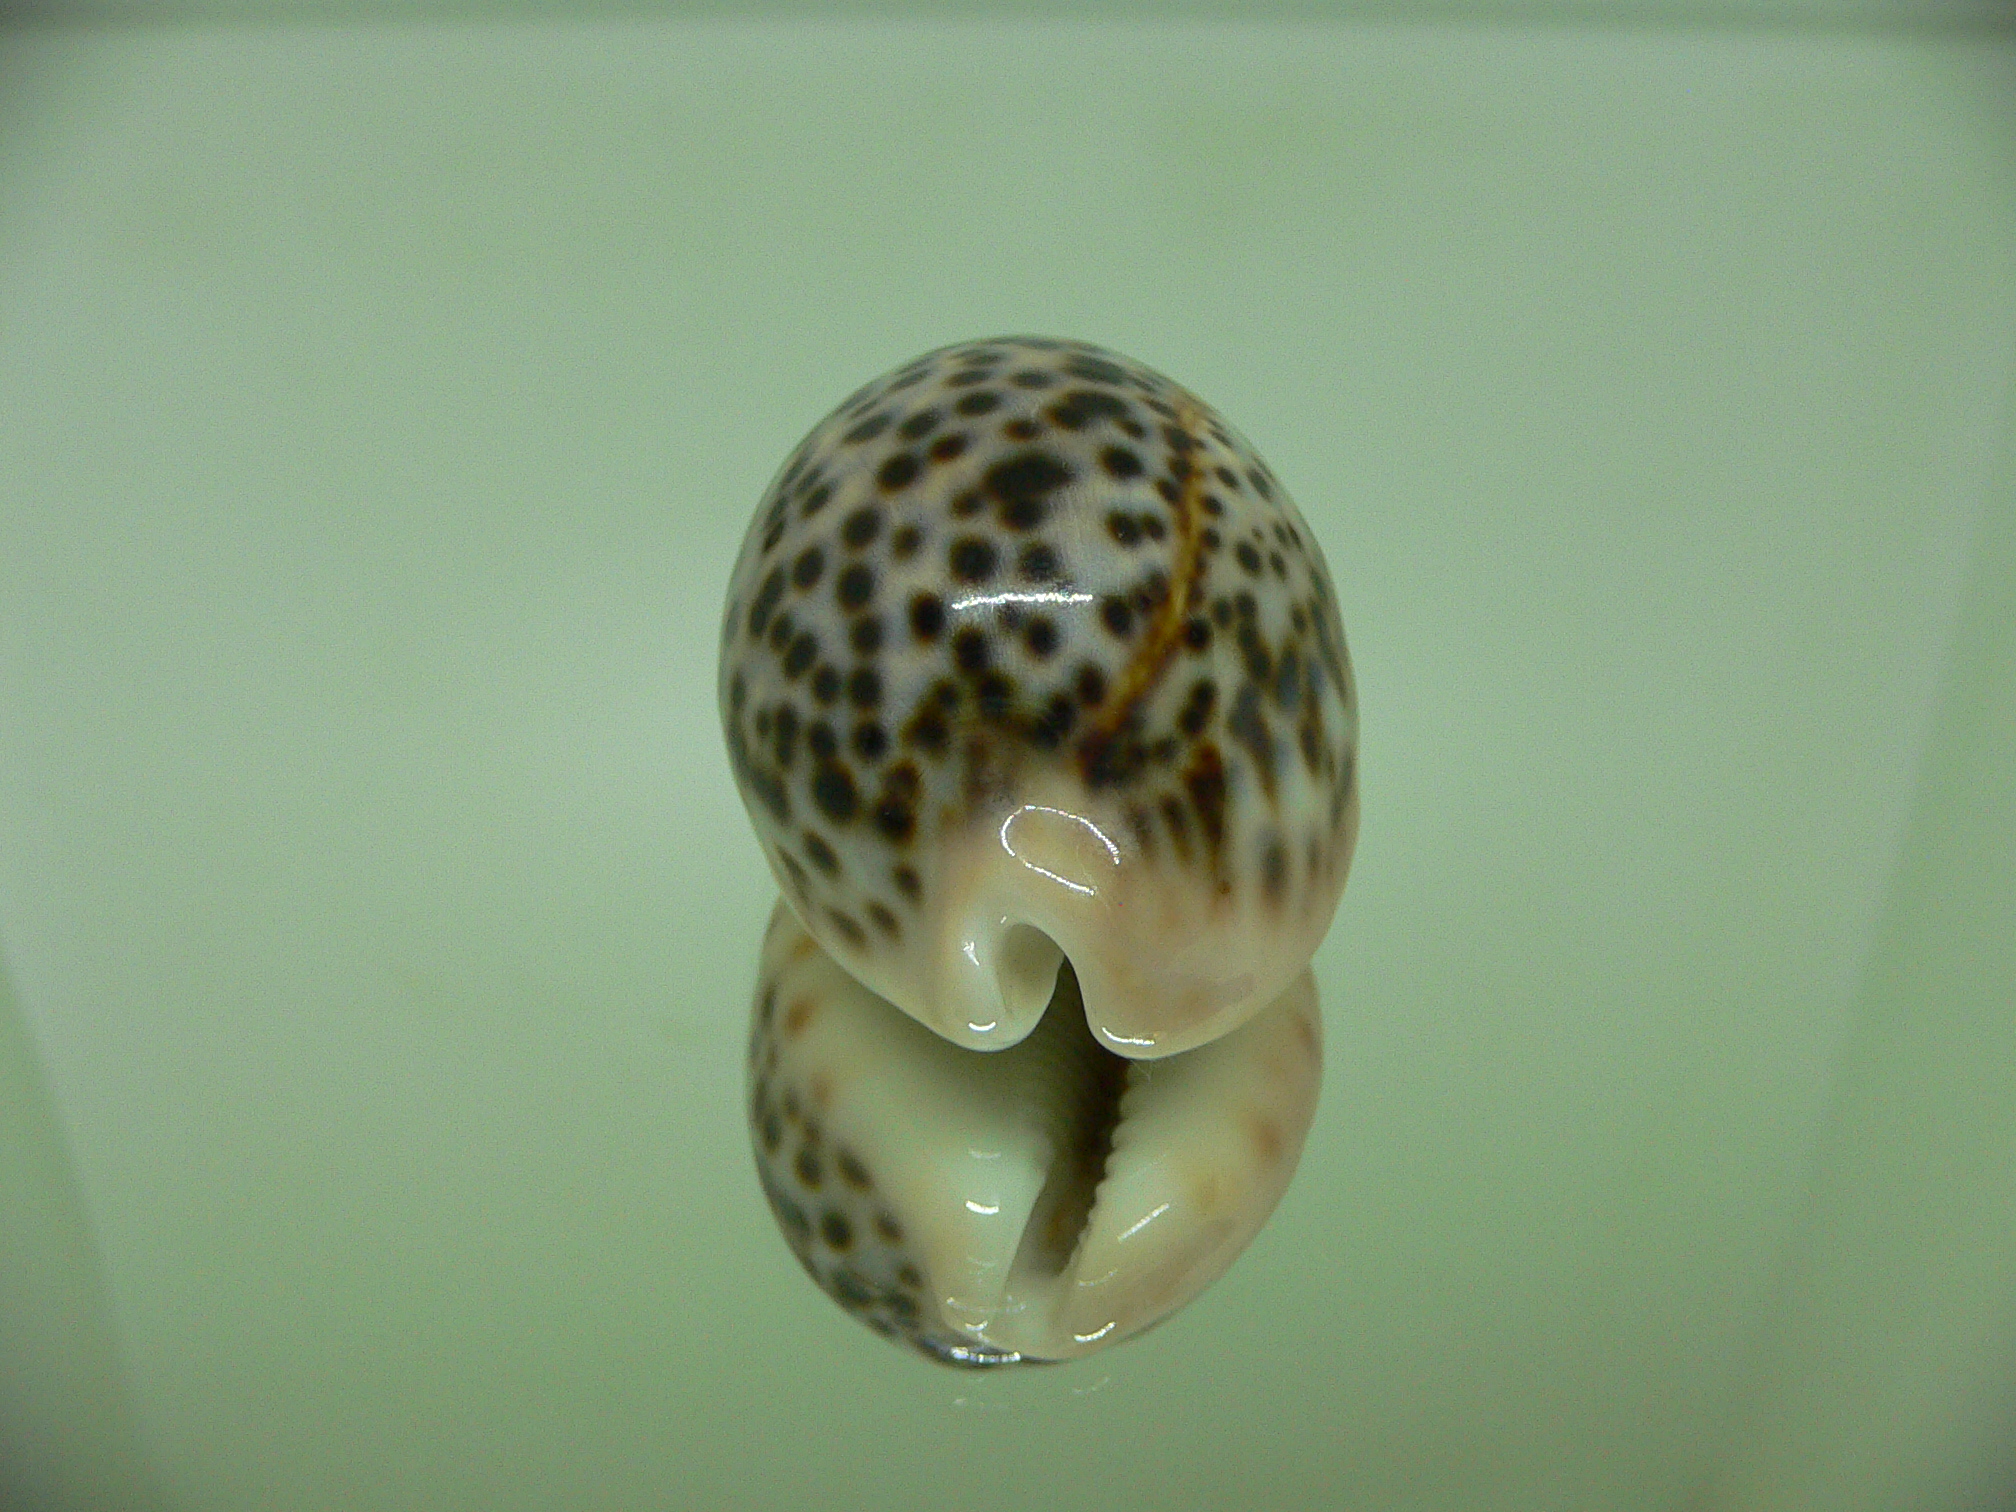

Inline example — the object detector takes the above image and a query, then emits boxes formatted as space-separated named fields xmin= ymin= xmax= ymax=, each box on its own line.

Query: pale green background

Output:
xmin=2 ymin=8 xmax=2014 ymax=1511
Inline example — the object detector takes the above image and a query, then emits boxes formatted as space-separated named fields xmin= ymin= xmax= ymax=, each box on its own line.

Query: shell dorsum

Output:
xmin=719 ymin=337 xmax=1359 ymax=1060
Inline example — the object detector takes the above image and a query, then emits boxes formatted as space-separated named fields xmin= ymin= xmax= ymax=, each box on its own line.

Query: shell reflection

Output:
xmin=746 ymin=902 xmax=1322 ymax=1366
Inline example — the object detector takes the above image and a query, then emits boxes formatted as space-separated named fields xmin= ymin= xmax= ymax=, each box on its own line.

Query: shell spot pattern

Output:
xmin=722 ymin=338 xmax=1357 ymax=1365
xmin=722 ymin=337 xmax=1358 ymax=1062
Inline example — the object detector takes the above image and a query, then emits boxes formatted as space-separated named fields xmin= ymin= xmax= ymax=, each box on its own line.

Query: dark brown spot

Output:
xmin=904 ymin=702 xmax=948 ymax=753
xmin=1185 ymin=744 xmax=1228 ymax=851
xmin=770 ymin=709 xmax=802 ymax=774
xmin=1064 ymin=355 xmax=1128 ymax=385
xmin=1179 ymin=678 xmax=1217 ymax=736
xmin=847 ymin=667 xmax=882 ymax=709
xmin=878 ymin=453 xmax=921 ymax=491
xmin=975 ymin=671 xmax=1014 ymax=721
xmin=783 ymin=632 xmax=818 ymax=679
xmin=1079 ymin=728 xmax=1144 ymax=788
xmin=1048 ymin=389 xmax=1132 ymax=431
xmin=792 ymin=546 xmax=825 ymax=590
xmin=841 ymin=506 xmax=881 ymax=550
xmin=748 ymin=567 xmax=787 ymax=636
xmin=953 ymin=627 xmax=991 ymax=673
xmin=1298 ymin=718 xmax=1323 ymax=774
xmin=821 ymin=1210 xmax=854 ymax=1250
xmin=910 ymin=593 xmax=945 ymax=641
xmin=873 ymin=792 xmax=915 ymax=842
xmin=813 ymin=762 xmax=859 ymax=823
xmin=1238 ymin=622 xmax=1272 ymax=683
xmin=836 ymin=563 xmax=875 ymax=611
xmin=984 ymin=451 xmax=1072 ymax=532
xmin=950 ymin=536 xmax=998 ymax=583
xmin=1018 ymin=542 xmax=1061 ymax=582
xmin=1274 ymin=646 xmax=1303 ymax=712
xmin=778 ymin=849 xmax=809 ymax=890
xmin=1228 ymin=683 xmax=1276 ymax=792
xmin=1029 ymin=692 xmax=1076 ymax=748
xmin=1261 ymin=835 xmax=1289 ymax=902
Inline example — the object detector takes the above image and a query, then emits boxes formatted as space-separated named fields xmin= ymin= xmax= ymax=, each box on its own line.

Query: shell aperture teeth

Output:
xmin=746 ymin=903 xmax=1322 ymax=1365
xmin=999 ymin=959 xmax=1131 ymax=1287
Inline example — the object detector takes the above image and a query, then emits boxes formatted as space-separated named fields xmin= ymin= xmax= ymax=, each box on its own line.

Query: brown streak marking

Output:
xmin=1084 ymin=391 xmax=1211 ymax=745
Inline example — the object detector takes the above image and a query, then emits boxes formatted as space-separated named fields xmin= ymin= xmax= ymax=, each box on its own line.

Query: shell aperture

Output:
xmin=719 ymin=337 xmax=1357 ymax=1364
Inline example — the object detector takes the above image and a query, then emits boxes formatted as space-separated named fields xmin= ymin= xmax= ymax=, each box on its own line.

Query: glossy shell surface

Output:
xmin=720 ymin=337 xmax=1358 ymax=1059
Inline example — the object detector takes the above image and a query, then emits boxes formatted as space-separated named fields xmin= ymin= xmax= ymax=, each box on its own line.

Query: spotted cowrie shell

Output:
xmin=721 ymin=337 xmax=1357 ymax=1364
